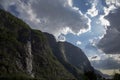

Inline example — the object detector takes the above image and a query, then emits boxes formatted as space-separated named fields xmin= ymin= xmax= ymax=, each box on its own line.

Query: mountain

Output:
xmin=45 ymin=33 xmax=96 ymax=80
xmin=58 ymin=42 xmax=93 ymax=72
xmin=0 ymin=9 xmax=76 ymax=80
xmin=0 ymin=9 xmax=100 ymax=80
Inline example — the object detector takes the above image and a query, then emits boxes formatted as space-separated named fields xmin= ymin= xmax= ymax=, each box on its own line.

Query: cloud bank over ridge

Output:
xmin=0 ymin=0 xmax=91 ymax=39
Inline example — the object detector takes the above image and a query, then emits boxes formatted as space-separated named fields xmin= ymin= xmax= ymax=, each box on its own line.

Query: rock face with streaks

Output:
xmin=25 ymin=41 xmax=34 ymax=77
xmin=58 ymin=42 xmax=93 ymax=72
xmin=0 ymin=9 xmax=98 ymax=80
xmin=0 ymin=9 xmax=76 ymax=80
xmin=45 ymin=33 xmax=94 ymax=80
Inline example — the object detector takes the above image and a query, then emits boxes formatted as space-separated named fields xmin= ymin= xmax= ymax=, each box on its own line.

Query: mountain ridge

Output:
xmin=0 ymin=9 xmax=98 ymax=80
xmin=44 ymin=33 xmax=97 ymax=80
xmin=0 ymin=9 xmax=76 ymax=80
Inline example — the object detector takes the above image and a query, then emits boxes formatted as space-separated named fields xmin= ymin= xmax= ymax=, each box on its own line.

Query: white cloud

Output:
xmin=76 ymin=41 xmax=82 ymax=45
xmin=101 ymin=5 xmax=116 ymax=24
xmin=97 ymin=0 xmax=120 ymax=54
xmin=98 ymin=35 xmax=104 ymax=39
xmin=107 ymin=54 xmax=120 ymax=61
xmin=99 ymin=0 xmax=120 ymax=29
xmin=57 ymin=34 xmax=66 ymax=42
xmin=67 ymin=0 xmax=73 ymax=7
xmin=98 ymin=1 xmax=118 ymax=37
xmin=86 ymin=0 xmax=98 ymax=17
xmin=99 ymin=69 xmax=120 ymax=76
xmin=99 ymin=15 xmax=110 ymax=29
xmin=105 ymin=0 xmax=120 ymax=7
xmin=87 ymin=4 xmax=98 ymax=17
xmin=89 ymin=37 xmax=100 ymax=46
xmin=90 ymin=54 xmax=120 ymax=71
xmin=0 ymin=0 xmax=91 ymax=39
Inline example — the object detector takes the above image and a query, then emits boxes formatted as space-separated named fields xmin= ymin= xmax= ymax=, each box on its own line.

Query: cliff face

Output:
xmin=45 ymin=33 xmax=93 ymax=72
xmin=0 ymin=9 xmax=76 ymax=80
xmin=0 ymin=9 xmax=99 ymax=80
xmin=58 ymin=42 xmax=93 ymax=72
xmin=44 ymin=33 xmax=94 ymax=80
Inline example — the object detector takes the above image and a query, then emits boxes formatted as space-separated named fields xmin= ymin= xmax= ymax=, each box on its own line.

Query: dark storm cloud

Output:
xmin=98 ymin=8 xmax=120 ymax=54
xmin=0 ymin=0 xmax=91 ymax=38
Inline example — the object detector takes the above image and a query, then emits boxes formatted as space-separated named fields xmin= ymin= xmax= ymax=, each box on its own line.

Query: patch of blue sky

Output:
xmin=96 ymin=0 xmax=107 ymax=15
xmin=73 ymin=0 xmax=91 ymax=13
xmin=66 ymin=0 xmax=108 ymax=57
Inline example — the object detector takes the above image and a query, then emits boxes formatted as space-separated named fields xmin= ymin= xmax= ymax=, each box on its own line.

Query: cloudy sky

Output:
xmin=1 ymin=0 xmax=120 ymax=75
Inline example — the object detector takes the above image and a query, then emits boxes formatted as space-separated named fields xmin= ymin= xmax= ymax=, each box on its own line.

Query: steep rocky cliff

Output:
xmin=45 ymin=33 xmax=95 ymax=80
xmin=44 ymin=33 xmax=84 ymax=80
xmin=0 ymin=9 xmax=76 ymax=80
xmin=0 ymin=9 xmax=99 ymax=80
xmin=58 ymin=42 xmax=93 ymax=72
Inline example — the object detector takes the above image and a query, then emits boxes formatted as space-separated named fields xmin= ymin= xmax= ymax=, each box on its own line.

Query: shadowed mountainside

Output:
xmin=0 ymin=9 xmax=104 ymax=80
xmin=0 ymin=9 xmax=76 ymax=80
xmin=45 ymin=33 xmax=97 ymax=80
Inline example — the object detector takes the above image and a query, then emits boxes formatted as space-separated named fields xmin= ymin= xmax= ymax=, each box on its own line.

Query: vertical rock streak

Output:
xmin=60 ymin=43 xmax=68 ymax=62
xmin=26 ymin=41 xmax=34 ymax=77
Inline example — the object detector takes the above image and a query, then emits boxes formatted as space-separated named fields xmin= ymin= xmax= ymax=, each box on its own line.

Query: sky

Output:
xmin=0 ymin=0 xmax=120 ymax=75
